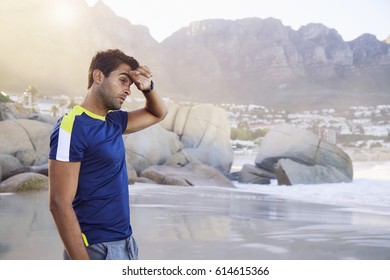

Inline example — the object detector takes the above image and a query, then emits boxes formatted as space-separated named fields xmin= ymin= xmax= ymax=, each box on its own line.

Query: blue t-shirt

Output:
xmin=49 ymin=105 xmax=131 ymax=246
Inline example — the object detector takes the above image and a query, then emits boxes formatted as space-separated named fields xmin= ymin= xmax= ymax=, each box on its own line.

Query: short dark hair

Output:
xmin=87 ymin=49 xmax=139 ymax=89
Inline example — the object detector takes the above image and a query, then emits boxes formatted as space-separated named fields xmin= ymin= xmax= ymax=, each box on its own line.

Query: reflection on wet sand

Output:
xmin=0 ymin=191 xmax=62 ymax=259
xmin=130 ymin=185 xmax=390 ymax=260
xmin=1 ymin=184 xmax=390 ymax=260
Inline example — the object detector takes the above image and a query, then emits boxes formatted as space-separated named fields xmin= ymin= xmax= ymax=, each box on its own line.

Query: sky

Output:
xmin=85 ymin=0 xmax=390 ymax=42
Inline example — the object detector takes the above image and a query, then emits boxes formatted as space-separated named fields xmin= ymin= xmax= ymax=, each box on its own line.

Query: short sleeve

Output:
xmin=106 ymin=110 xmax=128 ymax=133
xmin=49 ymin=115 xmax=86 ymax=162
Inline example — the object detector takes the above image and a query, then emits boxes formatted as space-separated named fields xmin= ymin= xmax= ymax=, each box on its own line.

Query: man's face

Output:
xmin=98 ymin=63 xmax=133 ymax=110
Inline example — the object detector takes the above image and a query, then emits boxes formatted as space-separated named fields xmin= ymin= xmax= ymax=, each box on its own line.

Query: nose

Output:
xmin=124 ymin=87 xmax=131 ymax=95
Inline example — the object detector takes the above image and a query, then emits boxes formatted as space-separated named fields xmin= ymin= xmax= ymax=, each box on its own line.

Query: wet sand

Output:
xmin=1 ymin=184 xmax=390 ymax=260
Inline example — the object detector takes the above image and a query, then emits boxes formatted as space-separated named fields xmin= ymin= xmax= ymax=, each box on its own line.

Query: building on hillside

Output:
xmin=318 ymin=128 xmax=337 ymax=144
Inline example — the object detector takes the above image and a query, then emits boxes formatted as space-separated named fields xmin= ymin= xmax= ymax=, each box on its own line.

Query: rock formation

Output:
xmin=160 ymin=103 xmax=233 ymax=174
xmin=0 ymin=172 xmax=48 ymax=192
xmin=123 ymin=124 xmax=183 ymax=174
xmin=0 ymin=102 xmax=30 ymax=120
xmin=0 ymin=101 xmax=235 ymax=190
xmin=1 ymin=1 xmax=389 ymax=109
xmin=241 ymin=124 xmax=353 ymax=185
xmin=140 ymin=162 xmax=235 ymax=188
xmin=238 ymin=164 xmax=275 ymax=184
xmin=161 ymin=19 xmax=390 ymax=107
xmin=0 ymin=119 xmax=52 ymax=181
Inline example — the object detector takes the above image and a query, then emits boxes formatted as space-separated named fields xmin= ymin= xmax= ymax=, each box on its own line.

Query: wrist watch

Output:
xmin=142 ymin=80 xmax=154 ymax=94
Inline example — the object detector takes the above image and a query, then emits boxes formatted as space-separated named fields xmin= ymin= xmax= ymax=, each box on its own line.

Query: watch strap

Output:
xmin=142 ymin=80 xmax=154 ymax=94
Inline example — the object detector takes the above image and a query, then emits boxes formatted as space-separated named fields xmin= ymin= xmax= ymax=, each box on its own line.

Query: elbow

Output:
xmin=49 ymin=198 xmax=60 ymax=216
xmin=151 ymin=105 xmax=168 ymax=122
xmin=49 ymin=195 xmax=71 ymax=217
xmin=159 ymin=107 xmax=168 ymax=121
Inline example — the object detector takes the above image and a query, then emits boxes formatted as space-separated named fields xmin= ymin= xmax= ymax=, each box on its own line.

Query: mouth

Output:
xmin=119 ymin=95 xmax=126 ymax=103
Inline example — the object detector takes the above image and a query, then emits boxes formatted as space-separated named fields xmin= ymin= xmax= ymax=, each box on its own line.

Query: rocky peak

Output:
xmin=183 ymin=17 xmax=290 ymax=41
xmin=297 ymin=23 xmax=343 ymax=43
xmin=0 ymin=0 xmax=158 ymax=95
xmin=1 ymin=2 xmax=389 ymax=109
xmin=348 ymin=34 xmax=390 ymax=66
xmin=90 ymin=0 xmax=116 ymax=16
xmin=295 ymin=23 xmax=353 ymax=70
xmin=160 ymin=17 xmax=389 ymax=107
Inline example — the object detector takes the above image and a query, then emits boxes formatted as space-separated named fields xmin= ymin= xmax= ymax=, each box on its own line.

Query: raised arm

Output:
xmin=48 ymin=160 xmax=89 ymax=260
xmin=124 ymin=66 xmax=168 ymax=134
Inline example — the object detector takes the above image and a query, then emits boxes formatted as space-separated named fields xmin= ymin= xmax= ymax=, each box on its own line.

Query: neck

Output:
xmin=80 ymin=89 xmax=107 ymax=117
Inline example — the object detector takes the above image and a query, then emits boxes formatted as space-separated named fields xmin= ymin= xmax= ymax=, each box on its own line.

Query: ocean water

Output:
xmin=233 ymin=161 xmax=390 ymax=215
xmin=133 ymin=159 xmax=390 ymax=259
xmin=0 ymin=160 xmax=389 ymax=260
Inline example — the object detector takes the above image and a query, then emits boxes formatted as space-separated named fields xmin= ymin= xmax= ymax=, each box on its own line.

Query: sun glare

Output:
xmin=52 ymin=2 xmax=77 ymax=25
xmin=85 ymin=0 xmax=98 ymax=7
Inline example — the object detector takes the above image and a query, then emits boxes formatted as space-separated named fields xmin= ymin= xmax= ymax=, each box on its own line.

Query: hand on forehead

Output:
xmin=129 ymin=65 xmax=152 ymax=79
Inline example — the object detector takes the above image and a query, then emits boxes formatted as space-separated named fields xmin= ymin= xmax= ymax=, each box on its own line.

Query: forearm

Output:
xmin=125 ymin=67 xmax=168 ymax=133
xmin=50 ymin=201 xmax=90 ymax=260
xmin=48 ymin=160 xmax=87 ymax=259
xmin=144 ymin=89 xmax=168 ymax=120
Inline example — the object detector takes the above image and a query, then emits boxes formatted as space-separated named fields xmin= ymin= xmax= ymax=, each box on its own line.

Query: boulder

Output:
xmin=123 ymin=124 xmax=182 ymax=174
xmin=164 ymin=151 xmax=202 ymax=167
xmin=160 ymin=103 xmax=180 ymax=132
xmin=0 ymin=102 xmax=29 ymax=120
xmin=0 ymin=154 xmax=24 ymax=180
xmin=238 ymin=164 xmax=275 ymax=184
xmin=140 ymin=162 xmax=235 ymax=188
xmin=25 ymin=163 xmax=49 ymax=176
xmin=274 ymin=158 xmax=352 ymax=185
xmin=126 ymin=163 xmax=138 ymax=184
xmin=28 ymin=112 xmax=59 ymax=125
xmin=254 ymin=124 xmax=353 ymax=185
xmin=0 ymin=119 xmax=52 ymax=167
xmin=0 ymin=172 xmax=48 ymax=192
xmin=162 ymin=103 xmax=233 ymax=174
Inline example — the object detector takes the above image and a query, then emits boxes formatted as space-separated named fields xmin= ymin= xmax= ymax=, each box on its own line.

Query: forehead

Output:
xmin=112 ymin=63 xmax=132 ymax=75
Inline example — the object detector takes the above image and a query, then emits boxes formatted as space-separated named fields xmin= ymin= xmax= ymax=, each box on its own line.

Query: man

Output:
xmin=48 ymin=49 xmax=167 ymax=260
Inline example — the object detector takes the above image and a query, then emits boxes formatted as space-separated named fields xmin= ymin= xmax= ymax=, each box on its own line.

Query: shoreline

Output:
xmin=1 ymin=179 xmax=390 ymax=260
xmin=1 ymin=160 xmax=389 ymax=260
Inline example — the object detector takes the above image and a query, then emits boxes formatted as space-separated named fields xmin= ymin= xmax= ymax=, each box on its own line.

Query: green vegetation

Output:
xmin=16 ymin=177 xmax=48 ymax=192
xmin=25 ymin=85 xmax=40 ymax=103
xmin=370 ymin=142 xmax=383 ymax=148
xmin=51 ymin=105 xmax=59 ymax=117
xmin=0 ymin=91 xmax=12 ymax=102
xmin=231 ymin=126 xmax=268 ymax=141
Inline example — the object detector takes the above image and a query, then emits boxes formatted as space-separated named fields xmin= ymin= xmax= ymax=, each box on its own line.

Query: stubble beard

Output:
xmin=98 ymin=83 xmax=122 ymax=111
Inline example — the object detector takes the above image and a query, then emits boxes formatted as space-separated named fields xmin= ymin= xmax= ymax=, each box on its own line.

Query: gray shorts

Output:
xmin=64 ymin=235 xmax=138 ymax=260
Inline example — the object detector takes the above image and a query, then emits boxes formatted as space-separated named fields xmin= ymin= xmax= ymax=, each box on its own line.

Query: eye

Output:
xmin=120 ymin=78 xmax=131 ymax=87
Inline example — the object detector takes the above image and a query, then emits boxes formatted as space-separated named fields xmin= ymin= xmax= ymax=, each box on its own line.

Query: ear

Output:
xmin=92 ymin=69 xmax=104 ymax=85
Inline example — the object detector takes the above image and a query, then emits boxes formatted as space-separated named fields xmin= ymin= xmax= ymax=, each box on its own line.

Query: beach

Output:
xmin=0 ymin=160 xmax=389 ymax=260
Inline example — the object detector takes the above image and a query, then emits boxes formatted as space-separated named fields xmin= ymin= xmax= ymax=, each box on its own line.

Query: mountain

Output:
xmin=0 ymin=0 xmax=159 ymax=96
xmin=160 ymin=18 xmax=390 ymax=109
xmin=0 ymin=0 xmax=389 ymax=110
